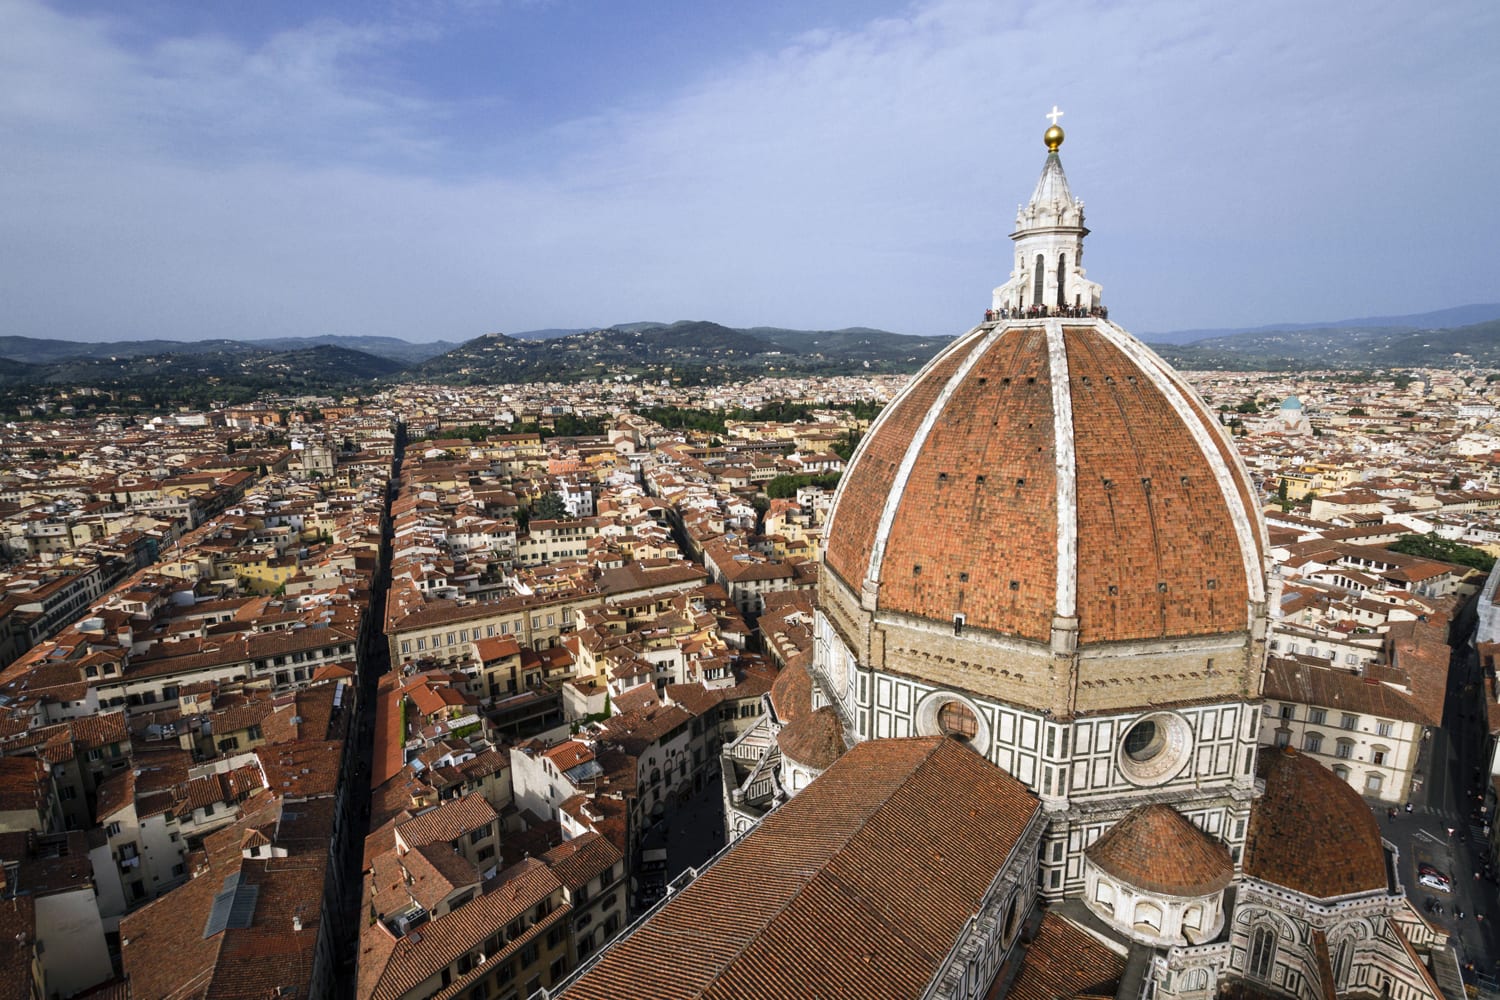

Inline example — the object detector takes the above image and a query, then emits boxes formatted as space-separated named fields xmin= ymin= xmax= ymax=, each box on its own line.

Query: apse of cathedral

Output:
xmin=558 ymin=117 xmax=1456 ymax=1000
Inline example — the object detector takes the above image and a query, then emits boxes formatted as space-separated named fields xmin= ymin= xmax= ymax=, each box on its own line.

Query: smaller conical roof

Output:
xmin=769 ymin=662 xmax=811 ymax=723
xmin=776 ymin=706 xmax=847 ymax=771
xmin=1086 ymin=804 xmax=1234 ymax=897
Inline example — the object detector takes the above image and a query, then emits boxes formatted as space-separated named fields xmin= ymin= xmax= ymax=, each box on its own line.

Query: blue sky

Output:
xmin=3 ymin=0 xmax=1497 ymax=343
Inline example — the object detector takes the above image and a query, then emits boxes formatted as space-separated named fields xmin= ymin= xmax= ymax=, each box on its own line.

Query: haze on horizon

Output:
xmin=3 ymin=0 xmax=1496 ymax=345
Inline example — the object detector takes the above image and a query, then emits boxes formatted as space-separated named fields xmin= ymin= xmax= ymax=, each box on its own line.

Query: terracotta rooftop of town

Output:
xmin=824 ymin=321 xmax=1266 ymax=646
xmin=1245 ymin=747 xmax=1387 ymax=899
xmin=1085 ymin=803 xmax=1234 ymax=897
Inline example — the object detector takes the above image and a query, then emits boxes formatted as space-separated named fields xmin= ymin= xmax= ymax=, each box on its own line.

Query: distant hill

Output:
xmin=508 ymin=328 xmax=590 ymax=341
xmin=746 ymin=326 xmax=952 ymax=364
xmin=0 ymin=336 xmax=246 ymax=365
xmin=411 ymin=321 xmax=951 ymax=384
xmin=3 ymin=305 xmax=1494 ymax=411
xmin=1142 ymin=303 xmax=1500 ymax=345
xmin=240 ymin=335 xmax=457 ymax=363
xmin=0 ymin=343 xmax=404 ymax=411
xmin=1151 ymin=318 xmax=1500 ymax=370
xmin=0 ymin=333 xmax=454 ymax=365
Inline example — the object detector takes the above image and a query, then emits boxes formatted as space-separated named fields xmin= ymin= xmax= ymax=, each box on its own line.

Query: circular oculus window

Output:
xmin=1117 ymin=712 xmax=1192 ymax=786
xmin=914 ymin=691 xmax=991 ymax=750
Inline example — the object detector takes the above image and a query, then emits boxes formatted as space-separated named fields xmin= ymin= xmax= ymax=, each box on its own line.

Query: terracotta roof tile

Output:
xmin=394 ymin=794 xmax=496 ymax=850
xmin=775 ymin=705 xmax=847 ymax=770
xmin=1085 ymin=804 xmax=1233 ymax=896
xmin=825 ymin=321 xmax=1258 ymax=645
xmin=561 ymin=737 xmax=1038 ymax=1000
xmin=1245 ymin=747 xmax=1386 ymax=898
xmin=1006 ymin=911 xmax=1125 ymax=1000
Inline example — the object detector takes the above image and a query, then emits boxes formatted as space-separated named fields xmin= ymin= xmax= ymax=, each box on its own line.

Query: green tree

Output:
xmin=533 ymin=492 xmax=570 ymax=521
xmin=764 ymin=472 xmax=842 ymax=499
xmin=1386 ymin=534 xmax=1494 ymax=573
xmin=832 ymin=428 xmax=864 ymax=461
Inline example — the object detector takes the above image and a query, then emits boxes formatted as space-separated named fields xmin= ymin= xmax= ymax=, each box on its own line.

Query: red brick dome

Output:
xmin=824 ymin=318 xmax=1266 ymax=646
xmin=777 ymin=706 xmax=848 ymax=771
xmin=1245 ymin=747 xmax=1388 ymax=898
xmin=1086 ymin=803 xmax=1233 ymax=897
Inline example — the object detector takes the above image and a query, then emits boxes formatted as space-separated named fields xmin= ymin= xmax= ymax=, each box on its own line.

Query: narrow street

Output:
xmin=1377 ymin=600 xmax=1499 ymax=988
xmin=332 ymin=421 xmax=403 ymax=999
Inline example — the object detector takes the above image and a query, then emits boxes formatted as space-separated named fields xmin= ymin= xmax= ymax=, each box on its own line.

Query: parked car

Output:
xmin=1418 ymin=872 xmax=1452 ymax=892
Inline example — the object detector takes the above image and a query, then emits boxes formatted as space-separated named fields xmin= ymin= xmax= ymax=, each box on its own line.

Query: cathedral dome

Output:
xmin=824 ymin=317 xmax=1266 ymax=647
xmin=816 ymin=129 xmax=1268 ymax=722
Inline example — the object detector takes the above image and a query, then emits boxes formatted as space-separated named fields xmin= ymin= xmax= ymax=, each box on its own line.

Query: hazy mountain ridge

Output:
xmin=0 ymin=345 xmax=403 ymax=409
xmin=1149 ymin=319 xmax=1500 ymax=371
xmin=3 ymin=307 xmax=1497 ymax=402
xmin=0 ymin=334 xmax=454 ymax=366
xmin=1141 ymin=303 xmax=1500 ymax=345
xmin=409 ymin=320 xmax=952 ymax=383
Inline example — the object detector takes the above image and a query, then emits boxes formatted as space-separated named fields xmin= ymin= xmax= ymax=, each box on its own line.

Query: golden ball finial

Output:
xmin=1044 ymin=124 xmax=1064 ymax=151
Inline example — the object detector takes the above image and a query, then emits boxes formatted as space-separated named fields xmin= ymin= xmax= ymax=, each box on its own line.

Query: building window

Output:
xmin=937 ymin=701 xmax=978 ymax=742
xmin=1332 ymin=765 xmax=1350 ymax=781
xmin=1309 ymin=708 xmax=1327 ymax=724
xmin=1124 ymin=720 xmax=1165 ymax=762
xmin=1303 ymin=732 xmax=1323 ymax=754
xmin=1376 ymin=721 xmax=1393 ymax=737
xmin=1371 ymin=746 xmax=1388 ymax=766
xmin=1365 ymin=772 xmax=1384 ymax=793
xmin=1335 ymin=739 xmax=1354 ymax=760
xmin=1334 ymin=938 xmax=1354 ymax=985
xmin=1248 ymin=925 xmax=1277 ymax=980
xmin=1279 ymin=704 xmax=1294 ymax=720
xmin=1340 ymin=713 xmax=1358 ymax=731
xmin=1133 ymin=901 xmax=1162 ymax=932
